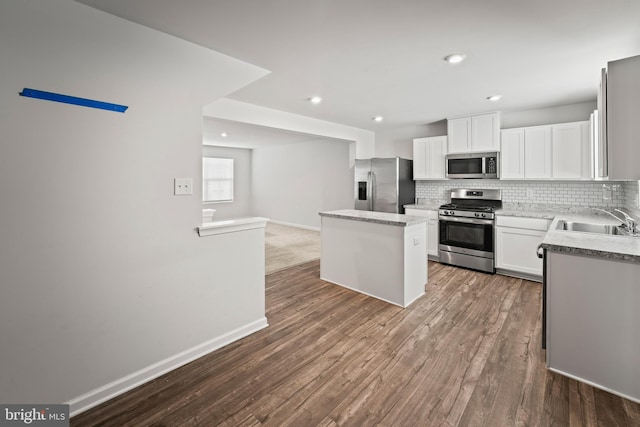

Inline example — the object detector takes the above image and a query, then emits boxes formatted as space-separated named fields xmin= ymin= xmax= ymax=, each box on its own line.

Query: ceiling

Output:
xmin=77 ymin=0 xmax=640 ymax=137
xmin=203 ymin=117 xmax=350 ymax=149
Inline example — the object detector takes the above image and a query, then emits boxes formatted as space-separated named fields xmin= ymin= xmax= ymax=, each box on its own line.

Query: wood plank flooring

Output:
xmin=71 ymin=261 xmax=640 ymax=426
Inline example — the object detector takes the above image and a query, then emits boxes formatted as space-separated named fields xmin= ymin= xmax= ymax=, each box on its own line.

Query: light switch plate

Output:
xmin=174 ymin=178 xmax=193 ymax=195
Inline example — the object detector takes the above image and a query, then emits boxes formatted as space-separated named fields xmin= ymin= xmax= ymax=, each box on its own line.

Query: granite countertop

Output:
xmin=541 ymin=213 xmax=640 ymax=263
xmin=319 ymin=209 xmax=428 ymax=226
xmin=495 ymin=203 xmax=599 ymax=220
xmin=404 ymin=202 xmax=640 ymax=263
xmin=404 ymin=202 xmax=442 ymax=211
xmin=494 ymin=205 xmax=640 ymax=262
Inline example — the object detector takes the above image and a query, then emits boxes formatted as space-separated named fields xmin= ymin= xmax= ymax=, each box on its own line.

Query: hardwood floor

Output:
xmin=71 ymin=261 xmax=640 ymax=426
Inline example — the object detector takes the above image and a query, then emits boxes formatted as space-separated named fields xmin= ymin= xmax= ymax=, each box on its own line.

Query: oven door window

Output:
xmin=439 ymin=220 xmax=493 ymax=252
xmin=448 ymin=158 xmax=483 ymax=175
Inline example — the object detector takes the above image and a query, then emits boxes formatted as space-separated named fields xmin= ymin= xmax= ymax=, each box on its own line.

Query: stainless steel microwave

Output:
xmin=446 ymin=152 xmax=499 ymax=179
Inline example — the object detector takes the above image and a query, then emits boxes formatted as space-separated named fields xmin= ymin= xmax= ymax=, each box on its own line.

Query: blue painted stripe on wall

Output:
xmin=19 ymin=88 xmax=128 ymax=113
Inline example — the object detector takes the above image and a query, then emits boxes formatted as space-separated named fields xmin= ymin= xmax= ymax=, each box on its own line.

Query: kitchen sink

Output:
xmin=556 ymin=220 xmax=625 ymax=235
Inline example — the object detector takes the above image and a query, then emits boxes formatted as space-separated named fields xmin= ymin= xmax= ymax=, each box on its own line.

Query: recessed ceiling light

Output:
xmin=444 ymin=53 xmax=466 ymax=64
xmin=373 ymin=116 xmax=384 ymax=122
xmin=220 ymin=132 xmax=228 ymax=137
xmin=309 ymin=96 xmax=322 ymax=104
xmin=486 ymin=95 xmax=502 ymax=102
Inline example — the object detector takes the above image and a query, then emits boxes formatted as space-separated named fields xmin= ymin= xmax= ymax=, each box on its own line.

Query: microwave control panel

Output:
xmin=487 ymin=157 xmax=497 ymax=174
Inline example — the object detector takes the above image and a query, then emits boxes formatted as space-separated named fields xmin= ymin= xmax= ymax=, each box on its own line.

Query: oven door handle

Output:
xmin=438 ymin=216 xmax=494 ymax=225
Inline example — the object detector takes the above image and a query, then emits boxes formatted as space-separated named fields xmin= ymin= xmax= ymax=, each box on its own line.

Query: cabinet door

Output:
xmin=524 ymin=125 xmax=552 ymax=179
xmin=412 ymin=138 xmax=428 ymax=180
xmin=501 ymin=128 xmax=525 ymax=179
xmin=447 ymin=117 xmax=472 ymax=153
xmin=472 ymin=112 xmax=500 ymax=151
xmin=607 ymin=54 xmax=640 ymax=180
xmin=427 ymin=215 xmax=439 ymax=257
xmin=552 ymin=121 xmax=591 ymax=179
xmin=425 ymin=136 xmax=447 ymax=179
xmin=496 ymin=226 xmax=546 ymax=276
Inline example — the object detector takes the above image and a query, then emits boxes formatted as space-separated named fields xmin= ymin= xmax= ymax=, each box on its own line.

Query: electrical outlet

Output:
xmin=174 ymin=178 xmax=193 ymax=195
xmin=526 ymin=188 xmax=534 ymax=199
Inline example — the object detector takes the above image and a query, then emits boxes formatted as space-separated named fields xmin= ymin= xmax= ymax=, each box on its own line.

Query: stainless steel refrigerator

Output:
xmin=354 ymin=158 xmax=415 ymax=214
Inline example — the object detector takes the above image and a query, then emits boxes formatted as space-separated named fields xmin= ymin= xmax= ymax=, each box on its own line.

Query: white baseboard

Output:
xmin=68 ymin=317 xmax=269 ymax=417
xmin=269 ymin=220 xmax=320 ymax=232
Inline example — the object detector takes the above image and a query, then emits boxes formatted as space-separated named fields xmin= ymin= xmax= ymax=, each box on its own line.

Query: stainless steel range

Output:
xmin=438 ymin=189 xmax=502 ymax=273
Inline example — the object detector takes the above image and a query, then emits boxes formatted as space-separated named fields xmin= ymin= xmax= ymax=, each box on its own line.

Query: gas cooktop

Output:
xmin=438 ymin=203 xmax=496 ymax=213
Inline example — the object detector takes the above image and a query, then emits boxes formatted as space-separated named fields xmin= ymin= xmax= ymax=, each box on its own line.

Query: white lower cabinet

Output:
xmin=405 ymin=209 xmax=439 ymax=258
xmin=495 ymin=216 xmax=551 ymax=279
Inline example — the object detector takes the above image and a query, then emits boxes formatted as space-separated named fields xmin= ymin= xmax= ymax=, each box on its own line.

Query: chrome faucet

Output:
xmin=593 ymin=208 xmax=638 ymax=235
xmin=614 ymin=209 xmax=637 ymax=234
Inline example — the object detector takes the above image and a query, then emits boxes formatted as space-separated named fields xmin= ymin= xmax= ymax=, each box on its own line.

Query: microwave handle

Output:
xmin=482 ymin=157 xmax=487 ymax=175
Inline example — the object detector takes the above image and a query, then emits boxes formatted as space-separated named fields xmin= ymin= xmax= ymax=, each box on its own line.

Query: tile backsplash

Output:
xmin=416 ymin=180 xmax=630 ymax=209
xmin=622 ymin=180 xmax=640 ymax=217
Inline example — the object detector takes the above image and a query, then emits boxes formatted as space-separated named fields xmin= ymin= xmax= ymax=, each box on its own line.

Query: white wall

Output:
xmin=0 ymin=0 xmax=268 ymax=410
xmin=374 ymin=121 xmax=447 ymax=158
xmin=501 ymin=101 xmax=596 ymax=129
xmin=375 ymin=102 xmax=596 ymax=159
xmin=252 ymin=139 xmax=354 ymax=229
xmin=204 ymin=98 xmax=375 ymax=159
xmin=202 ymin=145 xmax=252 ymax=219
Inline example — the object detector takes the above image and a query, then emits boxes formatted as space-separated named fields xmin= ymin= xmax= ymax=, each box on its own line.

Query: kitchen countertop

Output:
xmin=319 ymin=209 xmax=428 ymax=226
xmin=404 ymin=203 xmax=442 ymax=211
xmin=541 ymin=213 xmax=640 ymax=263
xmin=404 ymin=202 xmax=640 ymax=263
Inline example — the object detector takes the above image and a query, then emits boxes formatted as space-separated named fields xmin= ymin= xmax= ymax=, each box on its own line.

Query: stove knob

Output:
xmin=481 ymin=213 xmax=486 ymax=218
xmin=474 ymin=213 xmax=479 ymax=217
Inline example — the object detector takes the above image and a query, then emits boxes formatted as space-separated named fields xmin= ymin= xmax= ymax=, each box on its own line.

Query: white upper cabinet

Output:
xmin=447 ymin=117 xmax=472 ymax=152
xmin=552 ymin=121 xmax=591 ymax=179
xmin=413 ymin=136 xmax=447 ymax=180
xmin=524 ymin=125 xmax=553 ymax=179
xmin=472 ymin=113 xmax=501 ymax=151
xmin=447 ymin=112 xmax=500 ymax=153
xmin=500 ymin=128 xmax=525 ymax=179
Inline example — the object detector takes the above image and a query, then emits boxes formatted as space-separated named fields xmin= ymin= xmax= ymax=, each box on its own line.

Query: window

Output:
xmin=203 ymin=157 xmax=233 ymax=202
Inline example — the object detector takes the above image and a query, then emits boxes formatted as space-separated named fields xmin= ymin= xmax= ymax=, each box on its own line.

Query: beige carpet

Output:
xmin=265 ymin=222 xmax=320 ymax=274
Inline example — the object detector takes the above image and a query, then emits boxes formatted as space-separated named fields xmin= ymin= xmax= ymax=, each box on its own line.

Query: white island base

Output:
xmin=319 ymin=210 xmax=428 ymax=308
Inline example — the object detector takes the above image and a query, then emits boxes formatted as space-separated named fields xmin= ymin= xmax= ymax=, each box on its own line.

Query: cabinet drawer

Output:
xmin=496 ymin=215 xmax=551 ymax=231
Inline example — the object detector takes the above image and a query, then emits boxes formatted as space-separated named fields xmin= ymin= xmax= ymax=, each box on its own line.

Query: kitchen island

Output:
xmin=319 ymin=209 xmax=428 ymax=308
